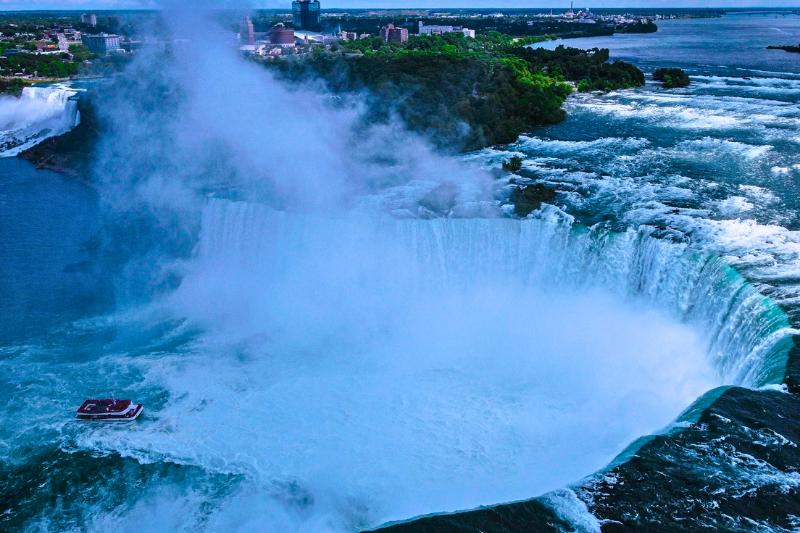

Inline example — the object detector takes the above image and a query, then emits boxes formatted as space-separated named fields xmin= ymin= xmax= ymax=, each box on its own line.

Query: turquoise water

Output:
xmin=3 ymin=12 xmax=800 ymax=533
xmin=0 ymin=159 xmax=104 ymax=341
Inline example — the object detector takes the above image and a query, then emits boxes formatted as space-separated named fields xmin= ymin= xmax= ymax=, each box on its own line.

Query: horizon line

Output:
xmin=1 ymin=5 xmax=800 ymax=11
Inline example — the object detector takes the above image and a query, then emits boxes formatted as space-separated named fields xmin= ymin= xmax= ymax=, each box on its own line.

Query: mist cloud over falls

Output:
xmin=92 ymin=8 xmax=493 ymax=220
xmin=84 ymin=4 xmax=502 ymax=306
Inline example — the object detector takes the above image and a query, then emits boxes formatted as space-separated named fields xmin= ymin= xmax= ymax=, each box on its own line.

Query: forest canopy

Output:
xmin=270 ymin=35 xmax=644 ymax=151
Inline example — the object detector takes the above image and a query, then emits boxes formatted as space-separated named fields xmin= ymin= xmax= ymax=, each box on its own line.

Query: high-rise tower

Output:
xmin=240 ymin=16 xmax=255 ymax=45
xmin=292 ymin=0 xmax=321 ymax=31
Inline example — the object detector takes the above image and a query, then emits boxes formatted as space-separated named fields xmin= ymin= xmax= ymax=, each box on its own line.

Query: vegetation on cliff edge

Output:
xmin=0 ymin=78 xmax=28 ymax=96
xmin=269 ymin=33 xmax=644 ymax=151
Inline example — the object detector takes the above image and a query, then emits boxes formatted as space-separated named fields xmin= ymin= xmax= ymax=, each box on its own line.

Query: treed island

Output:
xmin=767 ymin=43 xmax=800 ymax=53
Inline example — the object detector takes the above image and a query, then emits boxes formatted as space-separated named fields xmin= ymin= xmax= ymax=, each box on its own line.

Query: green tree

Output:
xmin=69 ymin=44 xmax=94 ymax=62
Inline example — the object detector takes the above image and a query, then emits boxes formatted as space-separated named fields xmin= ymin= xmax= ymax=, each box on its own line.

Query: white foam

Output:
xmin=738 ymin=185 xmax=779 ymax=204
xmin=717 ymin=196 xmax=755 ymax=216
xmin=540 ymin=489 xmax=601 ymax=532
xmin=693 ymin=74 xmax=800 ymax=90
xmin=0 ymin=85 xmax=80 ymax=156
xmin=570 ymin=98 xmax=744 ymax=131
xmin=518 ymin=135 xmax=649 ymax=155
xmin=771 ymin=166 xmax=792 ymax=175
xmin=74 ymin=204 xmax=722 ymax=532
xmin=676 ymin=138 xmax=773 ymax=160
xmin=569 ymin=91 xmax=800 ymax=137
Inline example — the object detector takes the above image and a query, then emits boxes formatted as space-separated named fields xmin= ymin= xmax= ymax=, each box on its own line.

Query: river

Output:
xmin=2 ymin=11 xmax=800 ymax=533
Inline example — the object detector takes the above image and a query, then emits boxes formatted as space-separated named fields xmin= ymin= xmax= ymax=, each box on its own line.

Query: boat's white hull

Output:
xmin=76 ymin=403 xmax=143 ymax=422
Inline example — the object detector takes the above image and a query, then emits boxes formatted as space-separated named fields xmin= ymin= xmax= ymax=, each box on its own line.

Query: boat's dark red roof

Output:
xmin=77 ymin=399 xmax=132 ymax=414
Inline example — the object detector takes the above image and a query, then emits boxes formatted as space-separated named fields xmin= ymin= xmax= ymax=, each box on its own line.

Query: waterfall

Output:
xmin=0 ymin=85 xmax=80 ymax=157
xmin=196 ymin=198 xmax=795 ymax=388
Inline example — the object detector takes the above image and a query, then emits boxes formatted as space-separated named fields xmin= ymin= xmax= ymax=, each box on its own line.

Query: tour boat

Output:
xmin=76 ymin=399 xmax=143 ymax=421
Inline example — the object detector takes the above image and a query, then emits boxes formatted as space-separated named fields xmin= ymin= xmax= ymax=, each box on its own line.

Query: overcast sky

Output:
xmin=1 ymin=0 xmax=799 ymax=10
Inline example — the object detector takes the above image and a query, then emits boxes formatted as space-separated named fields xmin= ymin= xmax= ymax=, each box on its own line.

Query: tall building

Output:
xmin=80 ymin=13 xmax=97 ymax=27
xmin=240 ymin=16 xmax=255 ymax=45
xmin=81 ymin=33 xmax=121 ymax=55
xmin=380 ymin=23 xmax=408 ymax=44
xmin=270 ymin=23 xmax=295 ymax=46
xmin=292 ymin=0 xmax=321 ymax=31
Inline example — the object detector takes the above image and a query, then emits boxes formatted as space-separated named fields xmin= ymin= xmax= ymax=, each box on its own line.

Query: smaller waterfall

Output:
xmin=197 ymin=198 xmax=795 ymax=387
xmin=0 ymin=86 xmax=80 ymax=157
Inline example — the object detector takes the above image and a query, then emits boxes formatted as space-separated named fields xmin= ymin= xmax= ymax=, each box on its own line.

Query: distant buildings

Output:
xmin=292 ymin=0 xmax=321 ymax=31
xmin=532 ymin=4 xmax=652 ymax=28
xmin=80 ymin=13 xmax=97 ymax=27
xmin=270 ymin=23 xmax=295 ymax=46
xmin=61 ymin=28 xmax=82 ymax=42
xmin=418 ymin=21 xmax=475 ymax=38
xmin=56 ymin=33 xmax=70 ymax=51
xmin=380 ymin=24 xmax=408 ymax=44
xmin=240 ymin=16 xmax=255 ymax=45
xmin=379 ymin=23 xmax=408 ymax=44
xmin=35 ymin=40 xmax=58 ymax=52
xmin=81 ymin=33 xmax=121 ymax=55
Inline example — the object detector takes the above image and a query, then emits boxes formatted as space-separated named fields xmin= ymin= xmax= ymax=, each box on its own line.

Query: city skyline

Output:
xmin=1 ymin=0 xmax=800 ymax=10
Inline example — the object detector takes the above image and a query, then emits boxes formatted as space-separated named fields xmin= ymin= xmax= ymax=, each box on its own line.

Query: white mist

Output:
xmin=81 ymin=202 xmax=717 ymax=532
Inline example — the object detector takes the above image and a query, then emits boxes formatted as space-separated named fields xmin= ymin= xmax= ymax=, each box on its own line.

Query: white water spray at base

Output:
xmin=0 ymin=86 xmax=79 ymax=157
xmin=73 ymin=198 xmax=751 ymax=532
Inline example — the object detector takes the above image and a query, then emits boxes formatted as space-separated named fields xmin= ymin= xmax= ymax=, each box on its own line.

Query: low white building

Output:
xmin=418 ymin=21 xmax=475 ymax=38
